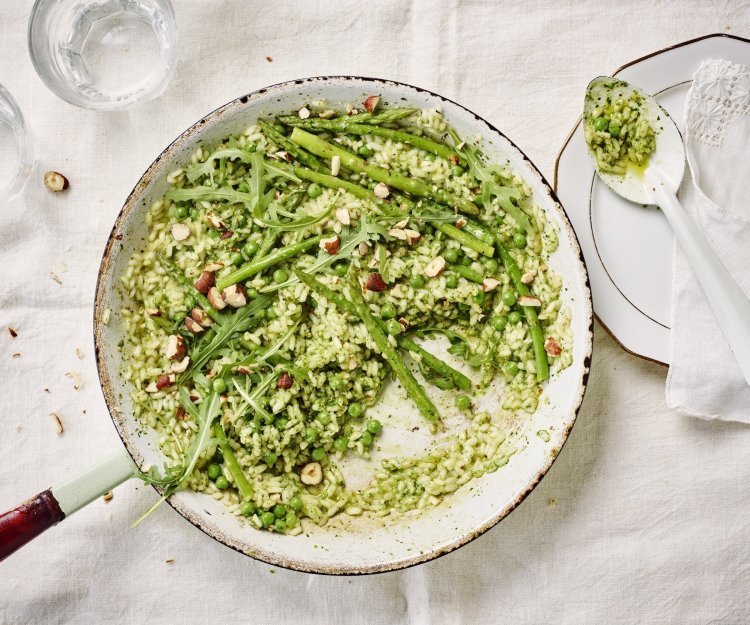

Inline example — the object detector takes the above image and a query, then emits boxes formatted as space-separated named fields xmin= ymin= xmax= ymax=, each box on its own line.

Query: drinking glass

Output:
xmin=28 ymin=0 xmax=177 ymax=111
xmin=0 ymin=85 xmax=34 ymax=199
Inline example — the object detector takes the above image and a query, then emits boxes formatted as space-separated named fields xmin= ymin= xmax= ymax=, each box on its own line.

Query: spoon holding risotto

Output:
xmin=584 ymin=76 xmax=750 ymax=386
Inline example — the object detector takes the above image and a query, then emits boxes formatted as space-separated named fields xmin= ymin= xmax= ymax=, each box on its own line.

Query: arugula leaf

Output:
xmin=448 ymin=130 xmax=532 ymax=233
xmin=185 ymin=148 xmax=255 ymax=183
xmin=261 ymin=214 xmax=387 ymax=293
xmin=181 ymin=295 xmax=271 ymax=382
xmin=165 ymin=186 xmax=256 ymax=206
xmin=133 ymin=390 xmax=223 ymax=526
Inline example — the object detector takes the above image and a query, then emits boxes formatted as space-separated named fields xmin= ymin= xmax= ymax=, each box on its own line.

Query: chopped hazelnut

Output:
xmin=171 ymin=223 xmax=190 ymax=242
xmin=482 ymin=278 xmax=500 ymax=292
xmin=193 ymin=271 xmax=215 ymax=294
xmin=222 ymin=284 xmax=247 ymax=308
xmin=207 ymin=286 xmax=227 ymax=310
xmin=277 ymin=371 xmax=293 ymax=389
xmin=165 ymin=335 xmax=186 ymax=360
xmin=544 ymin=337 xmax=562 ymax=356
xmin=424 ymin=256 xmax=446 ymax=278
xmin=300 ymin=462 xmax=323 ymax=485
xmin=365 ymin=273 xmax=388 ymax=292
xmin=320 ymin=235 xmax=341 ymax=255
xmin=44 ymin=171 xmax=69 ymax=192
xmin=373 ymin=182 xmax=390 ymax=198
xmin=363 ymin=95 xmax=380 ymax=113
xmin=518 ymin=295 xmax=542 ymax=307
xmin=170 ymin=356 xmax=190 ymax=373
xmin=335 ymin=206 xmax=350 ymax=225
xmin=184 ymin=317 xmax=205 ymax=334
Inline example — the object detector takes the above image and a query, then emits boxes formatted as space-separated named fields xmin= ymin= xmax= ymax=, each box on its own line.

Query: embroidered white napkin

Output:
xmin=667 ymin=58 xmax=750 ymax=422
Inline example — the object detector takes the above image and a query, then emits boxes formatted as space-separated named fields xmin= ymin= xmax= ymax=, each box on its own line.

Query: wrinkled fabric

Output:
xmin=1 ymin=1 xmax=750 ymax=624
xmin=667 ymin=58 xmax=750 ymax=422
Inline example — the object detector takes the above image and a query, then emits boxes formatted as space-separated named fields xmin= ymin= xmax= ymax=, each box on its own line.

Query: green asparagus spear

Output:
xmin=258 ymin=120 xmax=328 ymax=174
xmin=346 ymin=273 xmax=441 ymax=422
xmin=495 ymin=243 xmax=549 ymax=381
xmin=278 ymin=118 xmax=461 ymax=163
xmin=343 ymin=108 xmax=417 ymax=124
xmin=434 ymin=223 xmax=494 ymax=257
xmin=294 ymin=270 xmax=470 ymax=390
xmin=453 ymin=265 xmax=485 ymax=285
xmin=213 ymin=422 xmax=254 ymax=500
xmin=216 ymin=235 xmax=322 ymax=291
xmin=290 ymin=128 xmax=479 ymax=215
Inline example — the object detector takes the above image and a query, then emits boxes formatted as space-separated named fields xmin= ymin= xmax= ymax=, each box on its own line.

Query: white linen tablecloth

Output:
xmin=1 ymin=2 xmax=750 ymax=623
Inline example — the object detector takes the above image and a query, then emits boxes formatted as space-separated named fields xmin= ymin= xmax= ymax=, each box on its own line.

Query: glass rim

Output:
xmin=27 ymin=0 xmax=178 ymax=111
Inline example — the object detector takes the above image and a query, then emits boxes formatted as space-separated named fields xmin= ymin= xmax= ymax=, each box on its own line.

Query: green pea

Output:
xmin=266 ymin=307 xmax=278 ymax=320
xmin=608 ymin=121 xmax=621 ymax=137
xmin=502 ymin=291 xmax=517 ymax=307
xmin=444 ymin=248 xmax=460 ymax=264
xmin=215 ymin=476 xmax=229 ymax=490
xmin=482 ymin=258 xmax=499 ymax=273
xmin=285 ymin=512 xmax=298 ymax=527
xmin=212 ymin=378 xmax=227 ymax=393
xmin=273 ymin=269 xmax=289 ymax=284
xmin=491 ymin=315 xmax=508 ymax=331
xmin=424 ymin=152 xmax=436 ymax=161
xmin=333 ymin=262 xmax=349 ymax=277
xmin=174 ymin=205 xmax=188 ymax=220
xmin=334 ymin=436 xmax=349 ymax=452
xmin=460 ymin=256 xmax=472 ymax=266
xmin=207 ymin=229 xmax=221 ymax=240
xmin=386 ymin=319 xmax=402 ymax=335
xmin=240 ymin=502 xmax=255 ymax=517
xmin=312 ymin=447 xmax=326 ymax=461
xmin=245 ymin=287 xmax=260 ymax=299
xmin=473 ymin=291 xmax=485 ymax=305
xmin=275 ymin=418 xmax=289 ymax=430
xmin=289 ymin=495 xmax=303 ymax=511
xmin=231 ymin=252 xmax=243 ymax=266
xmin=513 ymin=233 xmax=527 ymax=249
xmin=304 ymin=427 xmax=319 ymax=443
xmin=243 ymin=241 xmax=259 ymax=257
xmin=329 ymin=375 xmax=345 ymax=390
xmin=410 ymin=274 xmax=426 ymax=289
xmin=456 ymin=395 xmax=471 ymax=410
xmin=357 ymin=146 xmax=374 ymax=157
xmin=273 ymin=504 xmax=287 ymax=519
xmin=260 ymin=511 xmax=275 ymax=528
xmin=504 ymin=361 xmax=519 ymax=375
xmin=515 ymin=226 xmax=525 ymax=235
xmin=264 ymin=452 xmax=278 ymax=466
xmin=445 ymin=273 xmax=458 ymax=288
xmin=189 ymin=207 xmax=201 ymax=221
xmin=273 ymin=520 xmax=287 ymax=533
xmin=307 ymin=183 xmax=322 ymax=198
xmin=361 ymin=431 xmax=373 ymax=447
xmin=348 ymin=403 xmax=364 ymax=418
xmin=451 ymin=165 xmax=464 ymax=177
xmin=207 ymin=463 xmax=222 ymax=480
xmin=593 ymin=116 xmax=609 ymax=131
xmin=317 ymin=412 xmax=331 ymax=425
xmin=380 ymin=303 xmax=396 ymax=319
xmin=366 ymin=419 xmax=382 ymax=434
xmin=508 ymin=311 xmax=522 ymax=324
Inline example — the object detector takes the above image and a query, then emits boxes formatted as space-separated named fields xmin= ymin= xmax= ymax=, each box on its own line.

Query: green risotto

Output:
xmin=120 ymin=101 xmax=572 ymax=534
xmin=584 ymin=82 xmax=657 ymax=175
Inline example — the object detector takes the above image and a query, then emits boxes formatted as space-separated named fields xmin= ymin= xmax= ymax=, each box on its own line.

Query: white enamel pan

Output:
xmin=0 ymin=77 xmax=592 ymax=574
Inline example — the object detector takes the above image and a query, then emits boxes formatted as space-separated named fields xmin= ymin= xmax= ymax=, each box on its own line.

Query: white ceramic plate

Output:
xmin=95 ymin=77 xmax=592 ymax=574
xmin=554 ymin=34 xmax=750 ymax=365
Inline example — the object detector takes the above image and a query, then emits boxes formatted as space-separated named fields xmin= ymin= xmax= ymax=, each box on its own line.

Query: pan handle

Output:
xmin=0 ymin=449 xmax=135 ymax=562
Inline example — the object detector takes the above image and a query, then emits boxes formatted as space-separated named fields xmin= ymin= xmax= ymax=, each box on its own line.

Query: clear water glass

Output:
xmin=0 ymin=85 xmax=34 ymax=199
xmin=28 ymin=0 xmax=177 ymax=111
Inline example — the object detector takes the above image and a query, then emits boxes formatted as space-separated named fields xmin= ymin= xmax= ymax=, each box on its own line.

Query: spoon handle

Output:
xmin=654 ymin=187 xmax=750 ymax=385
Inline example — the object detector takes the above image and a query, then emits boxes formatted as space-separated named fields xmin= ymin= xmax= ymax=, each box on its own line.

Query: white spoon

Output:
xmin=584 ymin=76 xmax=750 ymax=385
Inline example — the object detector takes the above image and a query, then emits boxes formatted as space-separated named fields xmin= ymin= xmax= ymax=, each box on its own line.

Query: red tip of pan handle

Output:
xmin=0 ymin=490 xmax=65 ymax=563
